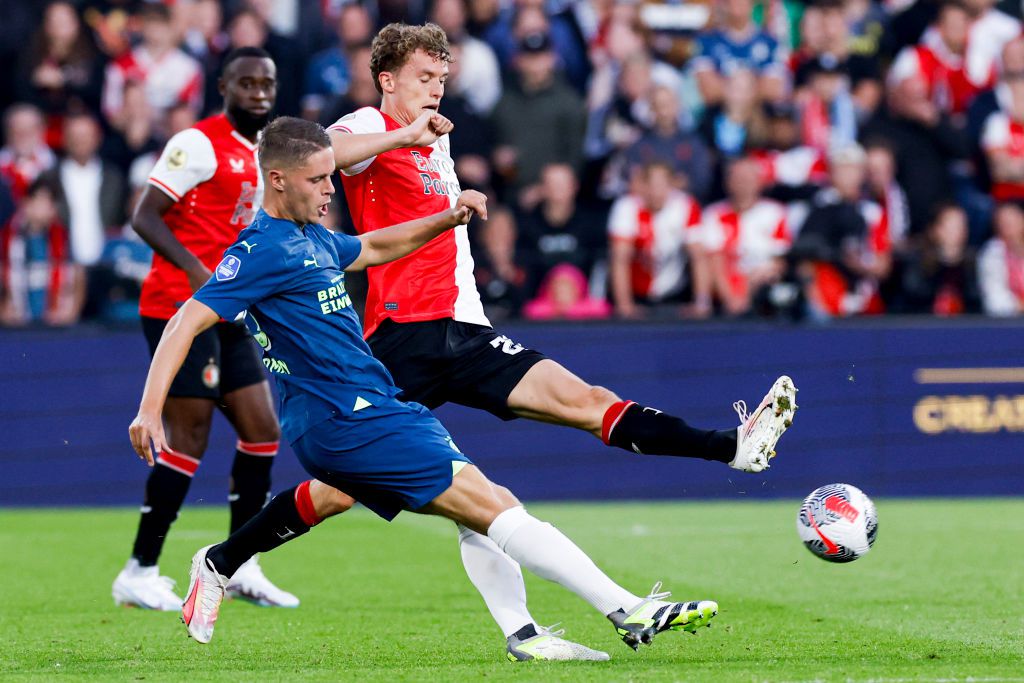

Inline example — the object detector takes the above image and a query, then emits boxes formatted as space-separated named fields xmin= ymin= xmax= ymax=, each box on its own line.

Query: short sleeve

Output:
xmin=193 ymin=240 xmax=286 ymax=321
xmin=148 ymin=128 xmax=217 ymax=201
xmin=328 ymin=230 xmax=363 ymax=269
xmin=329 ymin=107 xmax=387 ymax=176
xmin=982 ymin=112 xmax=1011 ymax=151
xmin=887 ymin=47 xmax=919 ymax=87
xmin=701 ymin=209 xmax=726 ymax=252
xmin=607 ymin=197 xmax=639 ymax=240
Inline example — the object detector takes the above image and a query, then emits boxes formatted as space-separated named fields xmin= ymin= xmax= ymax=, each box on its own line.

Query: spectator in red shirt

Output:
xmin=0 ymin=103 xmax=56 ymax=201
xmin=979 ymin=202 xmax=1024 ymax=316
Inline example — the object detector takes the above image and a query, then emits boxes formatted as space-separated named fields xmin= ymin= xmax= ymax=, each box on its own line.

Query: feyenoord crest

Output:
xmin=202 ymin=361 xmax=220 ymax=389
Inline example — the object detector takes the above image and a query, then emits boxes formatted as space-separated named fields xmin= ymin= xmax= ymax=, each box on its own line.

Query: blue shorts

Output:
xmin=291 ymin=397 xmax=472 ymax=521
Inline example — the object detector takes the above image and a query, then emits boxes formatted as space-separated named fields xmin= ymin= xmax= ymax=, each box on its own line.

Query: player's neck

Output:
xmin=263 ymin=199 xmax=303 ymax=226
xmin=379 ymin=100 xmax=414 ymax=127
xmin=224 ymin=110 xmax=260 ymax=143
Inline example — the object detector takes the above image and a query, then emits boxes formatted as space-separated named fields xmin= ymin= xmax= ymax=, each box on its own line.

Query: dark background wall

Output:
xmin=1 ymin=319 xmax=1021 ymax=507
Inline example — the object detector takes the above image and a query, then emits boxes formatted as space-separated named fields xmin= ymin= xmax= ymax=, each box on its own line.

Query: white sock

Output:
xmin=457 ymin=525 xmax=537 ymax=638
xmin=487 ymin=506 xmax=640 ymax=616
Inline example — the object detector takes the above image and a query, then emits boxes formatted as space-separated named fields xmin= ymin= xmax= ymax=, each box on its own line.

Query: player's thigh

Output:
xmin=419 ymin=464 xmax=516 ymax=535
xmin=506 ymin=359 xmax=621 ymax=433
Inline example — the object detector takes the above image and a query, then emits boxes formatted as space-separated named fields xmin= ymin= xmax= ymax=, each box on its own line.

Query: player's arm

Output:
xmin=329 ymin=111 xmax=453 ymax=170
xmin=128 ymin=299 xmax=220 ymax=465
xmin=131 ymin=187 xmax=212 ymax=292
xmin=346 ymin=190 xmax=486 ymax=271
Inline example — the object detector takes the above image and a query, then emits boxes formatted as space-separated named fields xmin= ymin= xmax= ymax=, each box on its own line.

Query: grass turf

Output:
xmin=1 ymin=500 xmax=1022 ymax=682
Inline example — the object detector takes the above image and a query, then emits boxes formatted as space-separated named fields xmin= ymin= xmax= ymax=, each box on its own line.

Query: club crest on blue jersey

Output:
xmin=215 ymin=254 xmax=241 ymax=281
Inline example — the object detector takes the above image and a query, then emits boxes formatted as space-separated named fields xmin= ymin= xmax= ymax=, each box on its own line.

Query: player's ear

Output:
xmin=379 ymin=72 xmax=395 ymax=94
xmin=217 ymin=77 xmax=226 ymax=98
xmin=267 ymin=168 xmax=286 ymax=192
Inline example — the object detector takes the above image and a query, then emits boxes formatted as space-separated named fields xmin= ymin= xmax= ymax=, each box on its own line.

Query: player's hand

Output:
xmin=129 ymin=410 xmax=167 ymax=467
xmin=405 ymin=111 xmax=453 ymax=147
xmin=186 ymin=265 xmax=213 ymax=293
xmin=453 ymin=190 xmax=488 ymax=225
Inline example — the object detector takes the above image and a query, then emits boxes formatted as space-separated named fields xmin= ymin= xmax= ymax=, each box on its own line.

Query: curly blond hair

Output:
xmin=370 ymin=23 xmax=452 ymax=95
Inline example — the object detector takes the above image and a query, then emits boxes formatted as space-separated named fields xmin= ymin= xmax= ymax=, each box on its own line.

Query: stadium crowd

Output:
xmin=1 ymin=0 xmax=1024 ymax=327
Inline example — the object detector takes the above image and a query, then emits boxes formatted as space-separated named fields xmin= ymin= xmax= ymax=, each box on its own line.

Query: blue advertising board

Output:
xmin=1 ymin=320 xmax=1021 ymax=506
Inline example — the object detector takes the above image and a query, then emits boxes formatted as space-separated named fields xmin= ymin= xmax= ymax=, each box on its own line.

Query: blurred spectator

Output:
xmin=431 ymin=0 xmax=502 ymax=115
xmin=888 ymin=1 xmax=986 ymax=118
xmin=608 ymin=162 xmax=705 ymax=319
xmin=791 ymin=144 xmax=890 ymax=317
xmin=224 ymin=9 xmax=303 ymax=116
xmin=320 ymin=44 xmax=379 ymax=128
xmin=703 ymin=157 xmax=790 ymax=316
xmin=473 ymin=209 xmax=528 ymax=319
xmin=101 ymin=82 xmax=163 ymax=174
xmin=102 ymin=4 xmax=203 ymax=126
xmin=845 ymin=0 xmax=890 ymax=61
xmin=182 ymin=0 xmax=232 ymax=115
xmin=897 ymin=202 xmax=980 ymax=314
xmin=798 ymin=55 xmax=859 ymax=154
xmin=981 ymin=66 xmax=1024 ymax=202
xmin=753 ymin=102 xmax=828 ymax=203
xmin=864 ymin=139 xmax=910 ymax=253
xmin=792 ymin=0 xmax=882 ymax=118
xmin=0 ymin=176 xmax=13 ymax=230
xmin=690 ymin=0 xmax=788 ymax=107
xmin=492 ymin=32 xmax=586 ymax=201
xmin=0 ymin=104 xmax=56 ymax=201
xmin=522 ymin=263 xmax=612 ymax=320
xmin=861 ymin=75 xmax=970 ymax=234
xmin=483 ymin=0 xmax=590 ymax=88
xmin=81 ymin=0 xmax=135 ymax=59
xmin=618 ymin=85 xmax=712 ymax=202
xmin=16 ymin=1 xmax=104 ymax=120
xmin=0 ymin=178 xmax=84 ymax=327
xmin=517 ymin=163 xmax=606 ymax=298
xmin=41 ymin=113 xmax=125 ymax=269
xmin=926 ymin=0 xmax=1022 ymax=95
xmin=302 ymin=3 xmax=373 ymax=121
xmin=968 ymin=37 xmax=1024 ymax=143
xmin=978 ymin=201 xmax=1024 ymax=315
xmin=699 ymin=68 xmax=769 ymax=162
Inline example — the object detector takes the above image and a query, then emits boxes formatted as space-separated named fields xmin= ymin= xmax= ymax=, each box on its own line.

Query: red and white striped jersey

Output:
xmin=982 ymin=111 xmax=1024 ymax=201
xmin=752 ymin=146 xmax=828 ymax=187
xmin=607 ymin=191 xmax=702 ymax=300
xmin=102 ymin=46 xmax=203 ymax=120
xmin=329 ymin=107 xmax=487 ymax=337
xmin=139 ymin=114 xmax=262 ymax=319
xmin=922 ymin=8 xmax=1021 ymax=89
xmin=701 ymin=199 xmax=790 ymax=298
xmin=888 ymin=42 xmax=991 ymax=114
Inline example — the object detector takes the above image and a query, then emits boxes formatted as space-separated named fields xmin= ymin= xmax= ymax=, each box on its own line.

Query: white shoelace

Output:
xmin=733 ymin=400 xmax=751 ymax=424
xmin=538 ymin=623 xmax=565 ymax=638
xmin=644 ymin=581 xmax=672 ymax=602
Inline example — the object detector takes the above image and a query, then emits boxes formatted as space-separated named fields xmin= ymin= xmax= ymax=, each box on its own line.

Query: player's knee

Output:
xmin=170 ymin=420 xmax=211 ymax=457
xmin=584 ymin=384 xmax=620 ymax=410
xmin=493 ymin=485 xmax=520 ymax=508
xmin=240 ymin=422 xmax=281 ymax=445
xmin=310 ymin=481 xmax=355 ymax=517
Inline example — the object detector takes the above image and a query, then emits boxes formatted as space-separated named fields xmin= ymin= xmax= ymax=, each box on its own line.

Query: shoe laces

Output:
xmin=733 ymin=400 xmax=750 ymax=424
xmin=644 ymin=581 xmax=672 ymax=602
xmin=538 ymin=622 xmax=565 ymax=638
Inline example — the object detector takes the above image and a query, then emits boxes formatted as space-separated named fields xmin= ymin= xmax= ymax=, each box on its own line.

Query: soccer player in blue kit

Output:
xmin=129 ymin=117 xmax=719 ymax=656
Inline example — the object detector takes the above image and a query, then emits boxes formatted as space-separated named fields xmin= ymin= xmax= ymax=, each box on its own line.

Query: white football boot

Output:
xmin=225 ymin=556 xmax=299 ymax=608
xmin=506 ymin=624 xmax=610 ymax=661
xmin=112 ymin=558 xmax=183 ymax=611
xmin=729 ymin=375 xmax=798 ymax=473
xmin=182 ymin=545 xmax=229 ymax=644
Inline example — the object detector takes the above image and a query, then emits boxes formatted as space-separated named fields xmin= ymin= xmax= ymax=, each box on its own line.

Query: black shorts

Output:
xmin=367 ymin=319 xmax=546 ymax=420
xmin=141 ymin=316 xmax=267 ymax=400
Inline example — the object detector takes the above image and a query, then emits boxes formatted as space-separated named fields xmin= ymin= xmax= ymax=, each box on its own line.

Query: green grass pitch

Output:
xmin=2 ymin=499 xmax=1022 ymax=682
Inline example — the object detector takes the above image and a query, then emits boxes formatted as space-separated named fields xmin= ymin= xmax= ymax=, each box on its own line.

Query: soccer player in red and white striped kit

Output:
xmin=193 ymin=25 xmax=797 ymax=660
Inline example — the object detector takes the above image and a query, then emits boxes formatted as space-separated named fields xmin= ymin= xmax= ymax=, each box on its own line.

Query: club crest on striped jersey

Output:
xmin=215 ymin=254 xmax=241 ymax=281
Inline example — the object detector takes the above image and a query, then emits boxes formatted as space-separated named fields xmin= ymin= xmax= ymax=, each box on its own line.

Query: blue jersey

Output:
xmin=691 ymin=29 xmax=784 ymax=77
xmin=193 ymin=208 xmax=401 ymax=442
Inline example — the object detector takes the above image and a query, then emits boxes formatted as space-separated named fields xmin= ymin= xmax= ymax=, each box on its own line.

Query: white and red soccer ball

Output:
xmin=797 ymin=484 xmax=878 ymax=562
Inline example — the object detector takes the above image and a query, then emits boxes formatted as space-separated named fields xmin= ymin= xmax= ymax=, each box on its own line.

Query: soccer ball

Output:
xmin=796 ymin=483 xmax=878 ymax=563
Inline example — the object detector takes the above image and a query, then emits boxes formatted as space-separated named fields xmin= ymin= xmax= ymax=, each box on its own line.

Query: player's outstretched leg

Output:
xmin=507 ymin=361 xmax=797 ymax=469
xmin=607 ymin=582 xmax=718 ymax=651
xmin=424 ymin=466 xmax=718 ymax=652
